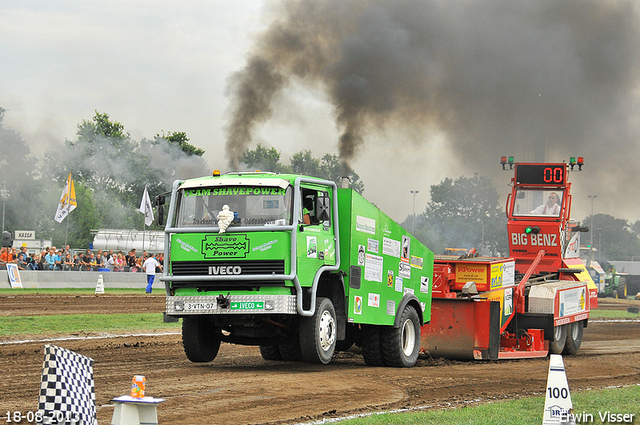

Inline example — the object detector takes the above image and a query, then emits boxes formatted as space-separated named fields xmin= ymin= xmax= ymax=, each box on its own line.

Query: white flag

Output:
xmin=54 ymin=172 xmax=77 ymax=223
xmin=139 ymin=187 xmax=154 ymax=226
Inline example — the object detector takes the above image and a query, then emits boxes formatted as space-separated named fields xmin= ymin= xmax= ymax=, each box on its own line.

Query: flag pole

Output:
xmin=142 ymin=185 xmax=146 ymax=253
xmin=139 ymin=186 xmax=154 ymax=255
xmin=64 ymin=213 xmax=70 ymax=249
xmin=64 ymin=170 xmax=72 ymax=249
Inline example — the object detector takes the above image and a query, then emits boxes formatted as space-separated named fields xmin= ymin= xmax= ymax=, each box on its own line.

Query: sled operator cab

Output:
xmin=502 ymin=156 xmax=598 ymax=307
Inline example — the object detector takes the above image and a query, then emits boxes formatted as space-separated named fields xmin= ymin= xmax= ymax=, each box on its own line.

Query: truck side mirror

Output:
xmin=1 ymin=231 xmax=13 ymax=248
xmin=316 ymin=195 xmax=331 ymax=222
xmin=155 ymin=195 xmax=165 ymax=226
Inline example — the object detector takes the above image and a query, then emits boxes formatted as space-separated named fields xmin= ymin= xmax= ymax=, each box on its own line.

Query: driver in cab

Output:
xmin=531 ymin=192 xmax=561 ymax=215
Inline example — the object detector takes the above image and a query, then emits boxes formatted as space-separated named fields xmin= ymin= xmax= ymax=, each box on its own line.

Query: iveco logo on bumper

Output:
xmin=209 ymin=266 xmax=242 ymax=275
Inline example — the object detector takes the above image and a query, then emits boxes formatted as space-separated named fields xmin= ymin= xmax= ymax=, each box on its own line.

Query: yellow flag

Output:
xmin=54 ymin=172 xmax=77 ymax=223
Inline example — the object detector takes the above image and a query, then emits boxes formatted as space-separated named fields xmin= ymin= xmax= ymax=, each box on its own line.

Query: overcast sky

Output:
xmin=1 ymin=0 xmax=639 ymax=225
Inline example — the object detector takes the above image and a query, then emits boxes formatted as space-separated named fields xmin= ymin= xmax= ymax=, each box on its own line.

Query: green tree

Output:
xmin=584 ymin=214 xmax=640 ymax=261
xmin=290 ymin=151 xmax=365 ymax=194
xmin=241 ymin=143 xmax=290 ymax=173
xmin=155 ymin=131 xmax=205 ymax=156
xmin=410 ymin=174 xmax=506 ymax=255
xmin=241 ymin=145 xmax=365 ymax=193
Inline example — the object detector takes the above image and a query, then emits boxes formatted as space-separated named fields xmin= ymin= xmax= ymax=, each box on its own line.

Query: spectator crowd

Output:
xmin=0 ymin=246 xmax=163 ymax=273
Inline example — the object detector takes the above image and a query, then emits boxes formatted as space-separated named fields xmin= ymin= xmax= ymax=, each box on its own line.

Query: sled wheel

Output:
xmin=562 ymin=321 xmax=584 ymax=355
xmin=549 ymin=324 xmax=567 ymax=355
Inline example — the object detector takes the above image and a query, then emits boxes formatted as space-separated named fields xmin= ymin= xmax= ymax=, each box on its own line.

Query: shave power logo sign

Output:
xmin=202 ymin=234 xmax=250 ymax=259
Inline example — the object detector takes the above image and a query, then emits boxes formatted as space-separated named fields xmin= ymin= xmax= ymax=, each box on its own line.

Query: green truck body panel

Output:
xmin=336 ymin=189 xmax=433 ymax=325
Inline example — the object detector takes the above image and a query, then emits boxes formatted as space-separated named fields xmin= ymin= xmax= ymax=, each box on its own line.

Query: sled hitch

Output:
xmin=217 ymin=292 xmax=231 ymax=309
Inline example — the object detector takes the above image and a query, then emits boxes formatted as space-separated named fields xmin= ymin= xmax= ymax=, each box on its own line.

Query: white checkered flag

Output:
xmin=139 ymin=186 xmax=154 ymax=227
xmin=38 ymin=344 xmax=96 ymax=425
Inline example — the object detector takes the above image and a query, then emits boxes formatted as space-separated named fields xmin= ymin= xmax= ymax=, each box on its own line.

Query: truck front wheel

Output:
xmin=381 ymin=304 xmax=421 ymax=367
xmin=562 ymin=321 xmax=584 ymax=355
xmin=300 ymin=297 xmax=337 ymax=364
xmin=549 ymin=324 xmax=567 ymax=354
xmin=182 ymin=316 xmax=221 ymax=362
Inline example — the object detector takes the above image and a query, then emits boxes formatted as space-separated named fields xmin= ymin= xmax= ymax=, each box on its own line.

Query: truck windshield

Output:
xmin=512 ymin=188 xmax=564 ymax=217
xmin=175 ymin=185 xmax=293 ymax=228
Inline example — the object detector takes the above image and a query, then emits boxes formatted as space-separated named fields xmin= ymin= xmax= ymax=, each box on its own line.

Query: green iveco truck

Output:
xmin=160 ymin=171 xmax=433 ymax=366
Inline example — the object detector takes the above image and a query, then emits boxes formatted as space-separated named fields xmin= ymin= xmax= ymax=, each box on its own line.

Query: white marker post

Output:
xmin=95 ymin=274 xmax=105 ymax=294
xmin=543 ymin=354 xmax=575 ymax=425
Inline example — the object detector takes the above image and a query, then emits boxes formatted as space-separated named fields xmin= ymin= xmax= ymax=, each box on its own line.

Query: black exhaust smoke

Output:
xmin=224 ymin=0 xmax=640 ymax=209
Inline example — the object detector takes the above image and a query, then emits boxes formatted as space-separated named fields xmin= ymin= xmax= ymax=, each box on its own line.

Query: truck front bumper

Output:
xmin=166 ymin=294 xmax=298 ymax=315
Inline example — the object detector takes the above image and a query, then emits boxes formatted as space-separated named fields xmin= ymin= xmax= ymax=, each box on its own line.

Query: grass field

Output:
xmin=336 ymin=385 xmax=640 ymax=425
xmin=0 ymin=288 xmax=147 ymax=295
xmin=0 ymin=313 xmax=181 ymax=336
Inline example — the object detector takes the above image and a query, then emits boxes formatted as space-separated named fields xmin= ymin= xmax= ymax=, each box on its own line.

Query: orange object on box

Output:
xmin=131 ymin=375 xmax=146 ymax=398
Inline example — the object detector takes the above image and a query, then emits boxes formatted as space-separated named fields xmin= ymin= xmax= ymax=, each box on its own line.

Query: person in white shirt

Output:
xmin=143 ymin=253 xmax=162 ymax=294
xmin=106 ymin=254 xmax=116 ymax=271
xmin=531 ymin=192 xmax=561 ymax=216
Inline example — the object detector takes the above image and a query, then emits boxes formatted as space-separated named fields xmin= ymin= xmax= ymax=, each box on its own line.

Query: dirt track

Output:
xmin=1 ymin=294 xmax=639 ymax=424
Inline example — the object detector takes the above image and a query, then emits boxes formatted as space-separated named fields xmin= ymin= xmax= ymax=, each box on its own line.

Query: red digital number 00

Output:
xmin=543 ymin=167 xmax=563 ymax=183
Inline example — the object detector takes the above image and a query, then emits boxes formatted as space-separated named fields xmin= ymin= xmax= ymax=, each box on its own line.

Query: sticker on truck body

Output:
xmin=307 ymin=236 xmax=317 ymax=258
xmin=368 ymin=238 xmax=379 ymax=253
xmin=398 ymin=262 xmax=411 ymax=279
xmin=354 ymin=296 xmax=363 ymax=315
xmin=356 ymin=215 xmax=376 ymax=235
xmin=382 ymin=237 xmax=401 ymax=257
xmin=364 ymin=254 xmax=383 ymax=282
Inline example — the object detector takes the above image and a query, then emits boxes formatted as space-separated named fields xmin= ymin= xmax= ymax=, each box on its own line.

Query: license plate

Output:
xmin=184 ymin=302 xmax=216 ymax=311
xmin=230 ymin=301 xmax=264 ymax=310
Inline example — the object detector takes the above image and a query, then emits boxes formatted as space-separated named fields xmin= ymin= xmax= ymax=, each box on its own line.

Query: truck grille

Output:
xmin=170 ymin=260 xmax=286 ymax=291
xmin=171 ymin=260 xmax=285 ymax=276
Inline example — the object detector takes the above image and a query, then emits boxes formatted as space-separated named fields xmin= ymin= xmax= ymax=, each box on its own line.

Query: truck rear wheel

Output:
xmin=300 ymin=297 xmax=337 ymax=364
xmin=335 ymin=323 xmax=356 ymax=352
xmin=562 ymin=321 xmax=584 ymax=355
xmin=549 ymin=324 xmax=567 ymax=354
xmin=360 ymin=324 xmax=385 ymax=366
xmin=279 ymin=337 xmax=304 ymax=361
xmin=381 ymin=305 xmax=421 ymax=367
xmin=182 ymin=316 xmax=221 ymax=363
xmin=259 ymin=344 xmax=283 ymax=361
